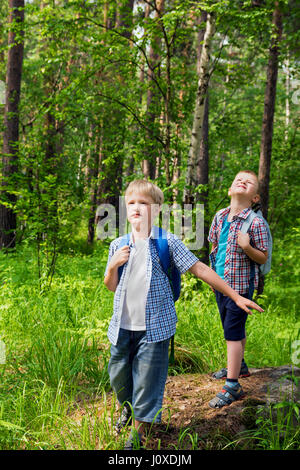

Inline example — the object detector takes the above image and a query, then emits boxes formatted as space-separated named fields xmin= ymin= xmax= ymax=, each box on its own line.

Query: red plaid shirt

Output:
xmin=208 ymin=206 xmax=269 ymax=294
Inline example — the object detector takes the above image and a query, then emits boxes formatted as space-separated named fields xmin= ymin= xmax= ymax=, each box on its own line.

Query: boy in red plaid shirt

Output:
xmin=208 ymin=170 xmax=269 ymax=408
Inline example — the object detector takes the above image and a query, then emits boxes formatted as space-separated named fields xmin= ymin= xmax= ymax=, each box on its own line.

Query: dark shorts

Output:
xmin=215 ymin=291 xmax=252 ymax=341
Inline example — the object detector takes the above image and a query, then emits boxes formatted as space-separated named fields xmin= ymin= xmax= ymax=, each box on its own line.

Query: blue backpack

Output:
xmin=117 ymin=226 xmax=181 ymax=301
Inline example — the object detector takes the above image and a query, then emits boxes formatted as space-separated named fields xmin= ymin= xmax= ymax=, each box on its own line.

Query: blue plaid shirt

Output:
xmin=104 ymin=227 xmax=199 ymax=345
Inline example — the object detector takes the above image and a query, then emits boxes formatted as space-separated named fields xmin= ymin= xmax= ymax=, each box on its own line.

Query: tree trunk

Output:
xmin=90 ymin=0 xmax=134 ymax=243
xmin=196 ymin=93 xmax=209 ymax=264
xmin=284 ymin=53 xmax=290 ymax=141
xmin=258 ymin=3 xmax=282 ymax=220
xmin=0 ymin=0 xmax=24 ymax=249
xmin=257 ymin=3 xmax=282 ymax=296
xmin=184 ymin=12 xmax=215 ymax=204
xmin=194 ymin=11 xmax=210 ymax=263
xmin=142 ymin=0 xmax=164 ymax=180
xmin=172 ymin=10 xmax=198 ymax=200
xmin=116 ymin=0 xmax=134 ymax=39
xmin=87 ymin=124 xmax=101 ymax=244
xmin=0 ymin=9 xmax=6 ymax=101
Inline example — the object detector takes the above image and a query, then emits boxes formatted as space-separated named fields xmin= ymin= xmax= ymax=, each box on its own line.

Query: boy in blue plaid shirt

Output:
xmin=104 ymin=179 xmax=263 ymax=449
xmin=208 ymin=170 xmax=269 ymax=409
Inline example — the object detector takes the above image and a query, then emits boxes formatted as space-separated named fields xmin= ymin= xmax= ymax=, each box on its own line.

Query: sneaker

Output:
xmin=114 ymin=405 xmax=132 ymax=433
xmin=124 ymin=430 xmax=143 ymax=450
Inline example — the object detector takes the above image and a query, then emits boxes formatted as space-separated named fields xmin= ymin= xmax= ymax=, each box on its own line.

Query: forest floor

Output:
xmin=69 ymin=365 xmax=299 ymax=450
xmin=145 ymin=368 xmax=277 ymax=450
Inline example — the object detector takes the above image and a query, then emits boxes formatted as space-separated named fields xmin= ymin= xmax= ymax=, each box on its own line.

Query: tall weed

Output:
xmin=0 ymin=238 xmax=298 ymax=450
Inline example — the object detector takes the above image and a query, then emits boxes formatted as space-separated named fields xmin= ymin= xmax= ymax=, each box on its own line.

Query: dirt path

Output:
xmin=70 ymin=366 xmax=299 ymax=450
xmin=145 ymin=368 xmax=276 ymax=449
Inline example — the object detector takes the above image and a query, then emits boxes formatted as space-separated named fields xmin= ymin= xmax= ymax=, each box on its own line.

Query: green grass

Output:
xmin=0 ymin=239 xmax=298 ymax=450
xmin=172 ymin=275 xmax=297 ymax=374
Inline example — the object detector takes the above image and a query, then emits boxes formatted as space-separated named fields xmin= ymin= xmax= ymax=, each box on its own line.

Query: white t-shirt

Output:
xmin=120 ymin=237 xmax=149 ymax=331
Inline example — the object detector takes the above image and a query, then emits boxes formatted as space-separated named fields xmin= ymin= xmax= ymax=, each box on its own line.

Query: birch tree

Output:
xmin=184 ymin=11 xmax=215 ymax=204
xmin=142 ymin=0 xmax=165 ymax=180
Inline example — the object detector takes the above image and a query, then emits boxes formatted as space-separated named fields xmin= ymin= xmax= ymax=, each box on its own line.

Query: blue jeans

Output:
xmin=108 ymin=329 xmax=170 ymax=423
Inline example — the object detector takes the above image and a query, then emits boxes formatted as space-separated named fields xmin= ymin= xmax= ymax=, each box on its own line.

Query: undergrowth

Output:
xmin=0 ymin=236 xmax=298 ymax=450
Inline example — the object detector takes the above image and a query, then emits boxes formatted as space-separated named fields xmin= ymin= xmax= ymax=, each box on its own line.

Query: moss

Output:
xmin=240 ymin=398 xmax=266 ymax=428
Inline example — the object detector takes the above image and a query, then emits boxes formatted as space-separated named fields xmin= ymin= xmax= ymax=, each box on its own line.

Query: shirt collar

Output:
xmin=232 ymin=206 xmax=252 ymax=220
xmin=128 ymin=231 xmax=151 ymax=247
xmin=220 ymin=206 xmax=252 ymax=221
xmin=127 ymin=226 xmax=163 ymax=246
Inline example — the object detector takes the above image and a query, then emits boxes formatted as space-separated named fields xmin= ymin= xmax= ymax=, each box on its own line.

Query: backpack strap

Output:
xmin=240 ymin=210 xmax=257 ymax=235
xmin=240 ymin=210 xmax=257 ymax=298
xmin=152 ymin=226 xmax=170 ymax=277
xmin=117 ymin=233 xmax=131 ymax=281
xmin=152 ymin=227 xmax=181 ymax=302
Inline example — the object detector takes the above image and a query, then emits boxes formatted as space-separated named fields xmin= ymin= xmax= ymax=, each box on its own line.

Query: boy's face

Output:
xmin=125 ymin=191 xmax=160 ymax=235
xmin=228 ymin=172 xmax=259 ymax=203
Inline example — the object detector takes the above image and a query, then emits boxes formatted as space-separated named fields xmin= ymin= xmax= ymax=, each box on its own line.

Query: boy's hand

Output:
xmin=237 ymin=231 xmax=250 ymax=250
xmin=237 ymin=232 xmax=268 ymax=264
xmin=235 ymin=295 xmax=264 ymax=315
xmin=110 ymin=246 xmax=130 ymax=270
xmin=104 ymin=246 xmax=130 ymax=293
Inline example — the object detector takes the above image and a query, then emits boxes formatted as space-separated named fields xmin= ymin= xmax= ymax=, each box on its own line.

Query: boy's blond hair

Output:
xmin=125 ymin=179 xmax=164 ymax=205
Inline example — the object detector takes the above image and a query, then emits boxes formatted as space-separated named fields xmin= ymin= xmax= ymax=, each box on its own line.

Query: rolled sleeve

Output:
xmin=167 ymin=233 xmax=199 ymax=274
xmin=251 ymin=218 xmax=269 ymax=252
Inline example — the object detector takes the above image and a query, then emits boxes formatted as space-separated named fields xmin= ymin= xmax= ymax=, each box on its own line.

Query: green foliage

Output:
xmin=0 ymin=0 xmax=299 ymax=451
xmin=0 ymin=237 xmax=297 ymax=448
xmin=0 ymin=226 xmax=298 ymax=449
xmin=1 ymin=0 xmax=299 ymax=250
